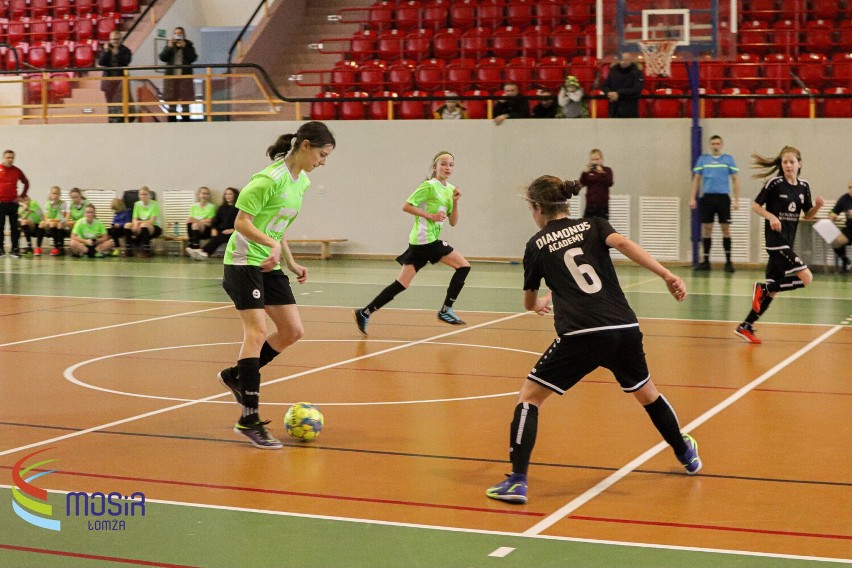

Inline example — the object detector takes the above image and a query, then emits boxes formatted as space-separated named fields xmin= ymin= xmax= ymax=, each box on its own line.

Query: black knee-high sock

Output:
xmin=364 ymin=280 xmax=406 ymax=315
xmin=509 ymin=402 xmax=538 ymax=475
xmin=745 ymin=295 xmax=774 ymax=325
xmin=187 ymin=224 xmax=198 ymax=247
xmin=53 ymin=227 xmax=65 ymax=248
xmin=237 ymin=357 xmax=261 ymax=424
xmin=443 ymin=266 xmax=470 ymax=309
xmin=138 ymin=228 xmax=151 ymax=249
xmin=35 ymin=226 xmax=44 ymax=247
xmin=22 ymin=225 xmax=34 ymax=248
xmin=643 ymin=395 xmax=688 ymax=456
xmin=833 ymin=246 xmax=849 ymax=261
xmin=766 ymin=276 xmax=805 ymax=293
xmin=723 ymin=237 xmax=732 ymax=261
xmin=259 ymin=341 xmax=280 ymax=368
xmin=702 ymin=237 xmax=711 ymax=261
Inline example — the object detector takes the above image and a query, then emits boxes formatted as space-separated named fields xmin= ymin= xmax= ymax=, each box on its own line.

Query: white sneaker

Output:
xmin=187 ymin=248 xmax=209 ymax=261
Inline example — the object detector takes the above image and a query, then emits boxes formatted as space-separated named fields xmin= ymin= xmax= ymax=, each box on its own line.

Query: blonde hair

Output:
xmin=111 ymin=198 xmax=126 ymax=212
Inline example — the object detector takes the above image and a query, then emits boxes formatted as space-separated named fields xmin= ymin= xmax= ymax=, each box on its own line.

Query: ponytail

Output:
xmin=266 ymin=121 xmax=337 ymax=161
xmin=524 ymin=175 xmax=581 ymax=216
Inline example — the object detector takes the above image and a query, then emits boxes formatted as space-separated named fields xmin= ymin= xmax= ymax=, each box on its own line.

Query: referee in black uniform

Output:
xmin=486 ymin=175 xmax=701 ymax=505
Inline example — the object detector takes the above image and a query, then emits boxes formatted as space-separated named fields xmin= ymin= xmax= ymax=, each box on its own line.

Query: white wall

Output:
xmin=3 ymin=118 xmax=849 ymax=261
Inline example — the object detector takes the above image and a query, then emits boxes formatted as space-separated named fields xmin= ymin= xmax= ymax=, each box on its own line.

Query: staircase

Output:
xmin=235 ymin=0 xmax=370 ymax=119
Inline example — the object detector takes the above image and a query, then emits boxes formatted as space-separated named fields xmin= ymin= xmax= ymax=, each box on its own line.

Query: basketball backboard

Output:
xmin=596 ymin=0 xmax=738 ymax=63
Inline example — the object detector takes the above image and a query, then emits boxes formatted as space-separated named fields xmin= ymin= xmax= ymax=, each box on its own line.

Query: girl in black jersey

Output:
xmin=735 ymin=146 xmax=824 ymax=345
xmin=486 ymin=175 xmax=701 ymax=505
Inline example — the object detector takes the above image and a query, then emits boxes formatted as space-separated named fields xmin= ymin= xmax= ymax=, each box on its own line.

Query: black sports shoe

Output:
xmin=233 ymin=420 xmax=282 ymax=449
xmin=354 ymin=308 xmax=369 ymax=336
xmin=218 ymin=367 xmax=242 ymax=405
xmin=693 ymin=260 xmax=711 ymax=271
xmin=724 ymin=261 xmax=735 ymax=273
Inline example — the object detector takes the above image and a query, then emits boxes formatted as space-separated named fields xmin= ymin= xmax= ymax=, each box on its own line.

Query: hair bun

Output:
xmin=560 ymin=179 xmax=582 ymax=198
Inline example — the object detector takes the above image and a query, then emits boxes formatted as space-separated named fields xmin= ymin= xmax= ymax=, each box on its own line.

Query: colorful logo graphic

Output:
xmin=12 ymin=448 xmax=61 ymax=531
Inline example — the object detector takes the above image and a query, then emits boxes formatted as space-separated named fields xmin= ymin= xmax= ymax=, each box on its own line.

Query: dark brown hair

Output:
xmin=266 ymin=121 xmax=336 ymax=161
xmin=525 ymin=175 xmax=582 ymax=216
xmin=751 ymin=145 xmax=801 ymax=179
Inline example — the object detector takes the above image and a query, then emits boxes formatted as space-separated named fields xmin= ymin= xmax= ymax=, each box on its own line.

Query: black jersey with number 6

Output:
xmin=523 ymin=217 xmax=638 ymax=336
xmin=754 ymin=176 xmax=813 ymax=249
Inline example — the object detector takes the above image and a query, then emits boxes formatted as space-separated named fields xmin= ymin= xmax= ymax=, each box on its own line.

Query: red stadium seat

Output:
xmin=75 ymin=18 xmax=94 ymax=42
xmin=73 ymin=43 xmax=94 ymax=67
xmin=763 ymin=53 xmax=793 ymax=90
xmin=310 ymin=91 xmax=338 ymax=120
xmin=460 ymin=28 xmax=489 ymax=59
xmin=463 ymin=89 xmax=490 ymax=118
xmin=445 ymin=60 xmax=473 ymax=91
xmin=718 ymin=87 xmax=751 ymax=117
xmin=27 ymin=46 xmax=48 ymax=68
xmin=839 ymin=20 xmax=852 ymax=51
xmin=358 ymin=62 xmax=386 ymax=93
xmin=588 ymin=89 xmax=608 ymax=118
xmin=831 ymin=53 xmax=852 ymax=85
xmin=50 ymin=43 xmax=72 ymax=68
xmin=399 ymin=90 xmax=429 ymax=119
xmin=822 ymin=87 xmax=850 ymax=118
xmin=75 ymin=0 xmax=95 ymax=16
xmin=803 ymin=19 xmax=832 ymax=54
xmin=5 ymin=46 xmax=26 ymax=70
xmin=369 ymin=91 xmax=398 ymax=120
xmin=339 ymin=91 xmax=369 ymax=120
xmin=386 ymin=62 xmax=415 ymax=92
xmin=368 ymin=2 xmax=394 ymax=31
xmin=565 ymin=0 xmax=593 ymax=26
xmin=29 ymin=18 xmax=50 ymax=43
xmin=96 ymin=17 xmax=116 ymax=41
xmin=811 ymin=0 xmax=842 ymax=20
xmin=661 ymin=61 xmax=689 ymax=90
xmin=550 ymin=24 xmax=580 ymax=58
xmin=432 ymin=28 xmax=461 ymax=59
xmin=377 ymin=29 xmax=404 ymax=60
xmin=449 ymin=0 xmax=477 ymax=29
xmin=569 ymin=55 xmax=598 ymax=89
xmin=330 ymin=61 xmax=358 ymax=91
xmin=650 ymin=88 xmax=683 ymax=117
xmin=728 ymin=53 xmax=762 ymax=89
xmin=536 ymin=62 xmax=566 ymax=90
xmin=770 ymin=19 xmax=798 ymax=53
xmin=788 ymin=87 xmax=816 ymax=118
xmin=30 ymin=0 xmax=50 ymax=18
xmin=685 ymin=87 xmax=715 ymax=118
xmin=477 ymin=0 xmax=506 ymax=29
xmin=53 ymin=0 xmax=73 ymax=17
xmin=350 ymin=29 xmax=377 ymax=61
xmin=738 ymin=20 xmax=770 ymax=54
xmin=52 ymin=18 xmax=73 ymax=42
xmin=744 ymin=0 xmax=776 ymax=21
xmin=394 ymin=1 xmax=421 ymax=31
xmin=97 ymin=0 xmax=116 ymax=14
xmin=404 ymin=28 xmax=433 ymax=61
xmin=796 ymin=52 xmax=827 ymax=87
xmin=421 ymin=2 xmax=449 ymax=30
xmin=698 ymin=57 xmax=726 ymax=90
xmin=506 ymin=1 xmax=534 ymax=27
xmin=520 ymin=24 xmax=549 ymax=58
xmin=8 ymin=0 xmax=27 ymax=18
xmin=25 ymin=74 xmax=43 ymax=104
xmin=474 ymin=58 xmax=504 ymax=90
xmin=48 ymin=72 xmax=73 ymax=102
xmin=415 ymin=62 xmax=444 ymax=91
xmin=753 ymin=87 xmax=785 ymax=117
xmin=492 ymin=26 xmax=521 ymax=58
xmin=7 ymin=21 xmax=26 ymax=44
xmin=504 ymin=57 xmax=534 ymax=90
xmin=118 ymin=0 xmax=139 ymax=14
xmin=536 ymin=0 xmax=563 ymax=27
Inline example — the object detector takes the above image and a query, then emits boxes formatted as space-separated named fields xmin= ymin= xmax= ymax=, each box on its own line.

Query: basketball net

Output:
xmin=637 ymin=40 xmax=677 ymax=77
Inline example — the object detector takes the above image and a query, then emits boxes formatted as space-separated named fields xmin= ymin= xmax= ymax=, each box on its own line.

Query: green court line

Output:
xmin=0 ymin=489 xmax=847 ymax=568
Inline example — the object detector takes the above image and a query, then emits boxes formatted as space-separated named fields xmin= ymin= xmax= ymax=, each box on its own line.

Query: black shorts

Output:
xmin=700 ymin=194 xmax=731 ymax=224
xmin=222 ymin=265 xmax=296 ymax=310
xmin=395 ymin=240 xmax=454 ymax=271
xmin=527 ymin=326 xmax=650 ymax=394
xmin=765 ymin=246 xmax=807 ymax=281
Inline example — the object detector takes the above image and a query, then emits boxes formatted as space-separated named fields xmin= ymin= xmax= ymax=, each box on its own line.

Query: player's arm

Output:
xmin=523 ymin=289 xmax=552 ymax=315
xmin=403 ymin=202 xmax=443 ymax=222
xmin=448 ymin=188 xmax=461 ymax=226
xmin=234 ymin=211 xmax=281 ymax=272
xmin=605 ymin=233 xmax=686 ymax=302
xmin=803 ymin=196 xmax=825 ymax=220
xmin=751 ymin=201 xmax=781 ymax=231
xmin=688 ymin=173 xmax=701 ymax=209
xmin=280 ymin=237 xmax=307 ymax=283
xmin=730 ymin=173 xmax=740 ymax=209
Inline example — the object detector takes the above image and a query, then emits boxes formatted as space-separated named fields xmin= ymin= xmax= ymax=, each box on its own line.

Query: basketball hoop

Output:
xmin=637 ymin=40 xmax=677 ymax=77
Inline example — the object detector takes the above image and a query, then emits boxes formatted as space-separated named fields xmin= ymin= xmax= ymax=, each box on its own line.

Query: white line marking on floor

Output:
xmin=488 ymin=547 xmax=515 ymax=558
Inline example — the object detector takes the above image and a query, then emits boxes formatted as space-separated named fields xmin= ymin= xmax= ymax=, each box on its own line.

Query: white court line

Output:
xmin=1 ymin=485 xmax=848 ymax=565
xmin=522 ymin=324 xmax=844 ymax=537
xmin=0 ymin=311 xmax=528 ymax=458
xmin=0 ymin=305 xmax=232 ymax=349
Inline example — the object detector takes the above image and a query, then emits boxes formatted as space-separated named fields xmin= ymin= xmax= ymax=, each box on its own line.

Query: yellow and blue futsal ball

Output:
xmin=284 ymin=402 xmax=324 ymax=441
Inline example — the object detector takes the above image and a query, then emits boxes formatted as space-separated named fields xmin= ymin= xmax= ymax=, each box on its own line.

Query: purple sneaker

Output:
xmin=486 ymin=473 xmax=528 ymax=504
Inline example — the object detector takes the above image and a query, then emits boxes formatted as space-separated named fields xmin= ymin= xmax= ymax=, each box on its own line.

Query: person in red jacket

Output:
xmin=0 ymin=149 xmax=30 ymax=258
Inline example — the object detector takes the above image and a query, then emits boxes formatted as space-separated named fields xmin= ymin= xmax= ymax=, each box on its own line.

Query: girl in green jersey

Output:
xmin=185 ymin=185 xmax=216 ymax=251
xmin=41 ymin=186 xmax=65 ymax=256
xmin=354 ymin=151 xmax=471 ymax=335
xmin=129 ymin=186 xmax=162 ymax=257
xmin=219 ymin=121 xmax=336 ymax=449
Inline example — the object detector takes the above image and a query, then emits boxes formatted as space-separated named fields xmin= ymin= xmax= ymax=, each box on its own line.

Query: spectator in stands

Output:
xmin=531 ymin=89 xmax=559 ymax=118
xmin=0 ymin=149 xmax=29 ymax=258
xmin=129 ymin=186 xmax=162 ymax=257
xmin=69 ymin=204 xmax=112 ymax=258
xmin=579 ymin=149 xmax=614 ymax=220
xmin=159 ymin=26 xmax=198 ymax=122
xmin=828 ymin=179 xmax=852 ymax=273
xmin=688 ymin=135 xmax=740 ymax=273
xmin=17 ymin=195 xmax=43 ymax=255
xmin=558 ymin=75 xmax=587 ymax=118
xmin=602 ymin=53 xmax=645 ymax=118
xmin=188 ymin=187 xmax=239 ymax=261
xmin=185 ymin=186 xmax=216 ymax=252
xmin=433 ymin=93 xmax=468 ymax=119
xmin=41 ymin=186 xmax=65 ymax=256
xmin=493 ymin=82 xmax=530 ymax=125
xmin=98 ymin=30 xmax=133 ymax=123
xmin=109 ymin=198 xmax=131 ymax=256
